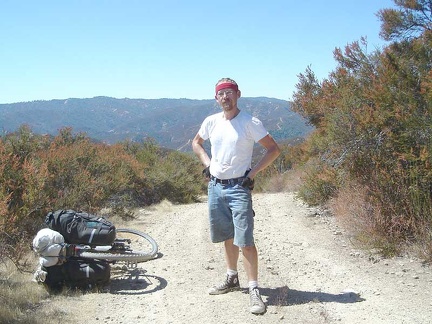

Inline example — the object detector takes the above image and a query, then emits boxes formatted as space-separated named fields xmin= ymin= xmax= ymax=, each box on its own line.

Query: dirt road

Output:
xmin=49 ymin=192 xmax=432 ymax=324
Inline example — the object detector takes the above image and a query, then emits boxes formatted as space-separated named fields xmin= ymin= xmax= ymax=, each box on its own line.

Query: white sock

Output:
xmin=227 ymin=269 xmax=238 ymax=277
xmin=248 ymin=280 xmax=258 ymax=290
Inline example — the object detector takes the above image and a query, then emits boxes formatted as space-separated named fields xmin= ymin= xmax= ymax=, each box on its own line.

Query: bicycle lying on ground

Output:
xmin=62 ymin=228 xmax=159 ymax=263
xmin=33 ymin=219 xmax=160 ymax=291
xmin=36 ymin=209 xmax=159 ymax=265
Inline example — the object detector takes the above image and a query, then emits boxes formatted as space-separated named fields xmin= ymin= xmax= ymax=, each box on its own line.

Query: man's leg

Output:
xmin=208 ymin=238 xmax=241 ymax=295
xmin=242 ymin=244 xmax=266 ymax=314
xmin=241 ymin=245 xmax=258 ymax=282
xmin=207 ymin=181 xmax=241 ymax=295
xmin=224 ymin=238 xmax=239 ymax=270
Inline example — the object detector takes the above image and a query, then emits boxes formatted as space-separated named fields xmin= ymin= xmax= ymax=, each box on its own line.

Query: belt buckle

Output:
xmin=229 ymin=178 xmax=243 ymax=186
xmin=217 ymin=178 xmax=231 ymax=185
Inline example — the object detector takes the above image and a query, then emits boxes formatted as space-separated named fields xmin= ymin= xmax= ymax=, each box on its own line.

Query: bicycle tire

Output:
xmin=79 ymin=228 xmax=158 ymax=262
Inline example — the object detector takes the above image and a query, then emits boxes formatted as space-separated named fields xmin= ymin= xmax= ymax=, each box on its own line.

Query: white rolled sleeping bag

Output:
xmin=32 ymin=228 xmax=65 ymax=267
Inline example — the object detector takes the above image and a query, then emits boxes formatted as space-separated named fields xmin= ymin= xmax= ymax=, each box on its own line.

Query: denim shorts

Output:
xmin=207 ymin=178 xmax=254 ymax=247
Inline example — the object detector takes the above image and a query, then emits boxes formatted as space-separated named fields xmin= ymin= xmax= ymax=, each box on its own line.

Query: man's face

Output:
xmin=215 ymin=87 xmax=240 ymax=111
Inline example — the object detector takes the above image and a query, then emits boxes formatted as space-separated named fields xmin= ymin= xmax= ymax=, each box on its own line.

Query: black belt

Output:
xmin=211 ymin=175 xmax=244 ymax=186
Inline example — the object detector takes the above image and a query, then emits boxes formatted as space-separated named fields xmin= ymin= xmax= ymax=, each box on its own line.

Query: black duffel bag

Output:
xmin=42 ymin=257 xmax=111 ymax=292
xmin=45 ymin=209 xmax=116 ymax=245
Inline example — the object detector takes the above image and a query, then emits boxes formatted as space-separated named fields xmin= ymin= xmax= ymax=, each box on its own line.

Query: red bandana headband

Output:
xmin=215 ymin=82 xmax=239 ymax=95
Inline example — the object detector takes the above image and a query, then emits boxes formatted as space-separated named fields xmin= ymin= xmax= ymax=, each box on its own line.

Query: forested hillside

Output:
xmin=0 ymin=97 xmax=312 ymax=150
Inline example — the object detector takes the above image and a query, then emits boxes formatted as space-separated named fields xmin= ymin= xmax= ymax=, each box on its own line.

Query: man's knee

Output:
xmin=241 ymin=245 xmax=257 ymax=254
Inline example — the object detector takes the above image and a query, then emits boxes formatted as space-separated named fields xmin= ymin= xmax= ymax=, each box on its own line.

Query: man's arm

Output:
xmin=192 ymin=133 xmax=210 ymax=168
xmin=247 ymin=134 xmax=281 ymax=179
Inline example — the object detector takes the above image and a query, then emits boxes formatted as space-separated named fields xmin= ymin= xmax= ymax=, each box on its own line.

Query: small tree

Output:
xmin=378 ymin=0 xmax=432 ymax=41
xmin=291 ymin=0 xmax=432 ymax=252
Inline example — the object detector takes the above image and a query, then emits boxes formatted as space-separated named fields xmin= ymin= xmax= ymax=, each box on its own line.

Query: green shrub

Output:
xmin=0 ymin=129 xmax=205 ymax=264
xmin=290 ymin=0 xmax=432 ymax=255
xmin=296 ymin=161 xmax=339 ymax=206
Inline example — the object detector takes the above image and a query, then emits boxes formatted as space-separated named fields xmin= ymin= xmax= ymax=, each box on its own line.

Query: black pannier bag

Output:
xmin=42 ymin=258 xmax=111 ymax=292
xmin=45 ymin=209 xmax=116 ymax=245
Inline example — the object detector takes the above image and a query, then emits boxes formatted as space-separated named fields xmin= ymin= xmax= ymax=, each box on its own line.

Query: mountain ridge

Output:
xmin=0 ymin=96 xmax=313 ymax=151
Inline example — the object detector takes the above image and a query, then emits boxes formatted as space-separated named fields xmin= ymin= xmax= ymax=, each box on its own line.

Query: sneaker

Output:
xmin=249 ymin=287 xmax=266 ymax=314
xmin=208 ymin=274 xmax=240 ymax=295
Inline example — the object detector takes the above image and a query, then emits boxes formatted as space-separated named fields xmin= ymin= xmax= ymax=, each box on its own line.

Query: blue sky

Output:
xmin=0 ymin=0 xmax=396 ymax=104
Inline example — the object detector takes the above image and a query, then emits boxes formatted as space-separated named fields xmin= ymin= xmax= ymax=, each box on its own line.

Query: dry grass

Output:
xmin=327 ymin=181 xmax=416 ymax=258
xmin=0 ymin=256 xmax=79 ymax=324
xmin=327 ymin=182 xmax=372 ymax=239
xmin=281 ymin=168 xmax=307 ymax=192
xmin=263 ymin=168 xmax=306 ymax=193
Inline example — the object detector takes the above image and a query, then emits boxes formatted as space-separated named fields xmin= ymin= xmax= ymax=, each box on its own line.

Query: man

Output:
xmin=192 ymin=77 xmax=281 ymax=315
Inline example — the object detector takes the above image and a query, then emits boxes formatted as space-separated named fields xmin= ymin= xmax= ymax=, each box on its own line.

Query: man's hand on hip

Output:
xmin=241 ymin=177 xmax=254 ymax=190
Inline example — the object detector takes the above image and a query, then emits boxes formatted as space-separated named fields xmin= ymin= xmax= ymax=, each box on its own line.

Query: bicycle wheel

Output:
xmin=79 ymin=228 xmax=158 ymax=262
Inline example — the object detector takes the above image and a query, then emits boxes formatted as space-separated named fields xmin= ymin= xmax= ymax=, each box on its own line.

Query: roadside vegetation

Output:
xmin=0 ymin=125 xmax=208 ymax=266
xmin=289 ymin=0 xmax=432 ymax=259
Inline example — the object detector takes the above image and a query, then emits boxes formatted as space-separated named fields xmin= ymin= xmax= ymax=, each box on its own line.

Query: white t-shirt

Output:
xmin=198 ymin=110 xmax=268 ymax=179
